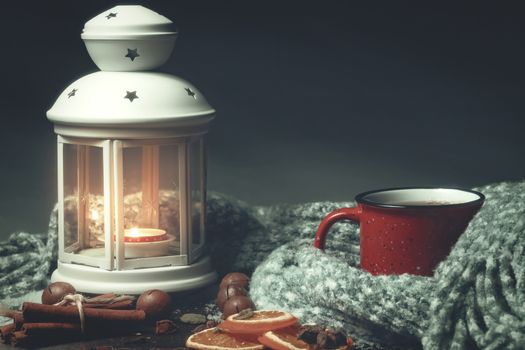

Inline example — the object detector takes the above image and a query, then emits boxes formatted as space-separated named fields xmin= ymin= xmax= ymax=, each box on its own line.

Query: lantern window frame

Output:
xmin=58 ymin=136 xmax=113 ymax=270
xmin=57 ymin=134 xmax=207 ymax=272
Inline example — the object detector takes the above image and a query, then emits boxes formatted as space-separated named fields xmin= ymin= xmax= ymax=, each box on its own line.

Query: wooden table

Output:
xmin=0 ymin=284 xmax=408 ymax=350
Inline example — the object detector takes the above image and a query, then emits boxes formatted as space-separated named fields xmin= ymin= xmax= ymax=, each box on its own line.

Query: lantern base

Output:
xmin=51 ymin=255 xmax=217 ymax=295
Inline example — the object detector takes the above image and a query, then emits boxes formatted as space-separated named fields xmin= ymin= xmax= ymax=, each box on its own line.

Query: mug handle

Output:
xmin=313 ymin=207 xmax=361 ymax=250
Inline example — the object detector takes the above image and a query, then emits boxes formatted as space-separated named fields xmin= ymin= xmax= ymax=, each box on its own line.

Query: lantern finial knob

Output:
xmin=81 ymin=5 xmax=178 ymax=72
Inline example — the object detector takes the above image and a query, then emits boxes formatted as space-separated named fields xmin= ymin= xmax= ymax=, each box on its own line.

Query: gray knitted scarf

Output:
xmin=1 ymin=180 xmax=523 ymax=349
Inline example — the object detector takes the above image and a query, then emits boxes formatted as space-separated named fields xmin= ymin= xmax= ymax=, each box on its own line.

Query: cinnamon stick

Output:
xmin=22 ymin=302 xmax=145 ymax=325
xmin=56 ymin=293 xmax=135 ymax=310
xmin=83 ymin=299 xmax=133 ymax=309
xmin=1 ymin=311 xmax=24 ymax=330
xmin=90 ymin=293 xmax=116 ymax=299
xmin=13 ymin=312 xmax=24 ymax=330
xmin=0 ymin=309 xmax=20 ymax=319
xmin=13 ymin=322 xmax=137 ymax=347
xmin=0 ymin=323 xmax=15 ymax=344
xmin=10 ymin=331 xmax=28 ymax=347
xmin=22 ymin=322 xmax=80 ymax=336
xmin=21 ymin=322 xmax=135 ymax=336
xmin=11 ymin=329 xmax=80 ymax=348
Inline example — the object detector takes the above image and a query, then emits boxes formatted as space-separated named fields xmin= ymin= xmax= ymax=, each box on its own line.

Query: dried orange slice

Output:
xmin=259 ymin=325 xmax=353 ymax=350
xmin=218 ymin=310 xmax=299 ymax=335
xmin=186 ymin=327 xmax=264 ymax=350
xmin=258 ymin=326 xmax=310 ymax=350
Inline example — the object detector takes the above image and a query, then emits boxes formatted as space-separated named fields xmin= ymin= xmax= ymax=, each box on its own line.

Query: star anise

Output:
xmin=297 ymin=325 xmax=348 ymax=349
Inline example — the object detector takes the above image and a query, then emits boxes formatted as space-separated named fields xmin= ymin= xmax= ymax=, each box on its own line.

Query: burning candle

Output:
xmin=78 ymin=227 xmax=173 ymax=259
xmin=122 ymin=228 xmax=173 ymax=259
xmin=124 ymin=228 xmax=168 ymax=242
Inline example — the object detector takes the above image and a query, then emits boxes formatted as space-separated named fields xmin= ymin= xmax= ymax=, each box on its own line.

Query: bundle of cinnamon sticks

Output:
xmin=0 ymin=294 xmax=146 ymax=348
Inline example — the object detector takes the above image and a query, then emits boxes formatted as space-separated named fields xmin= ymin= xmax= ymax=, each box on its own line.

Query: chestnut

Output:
xmin=216 ymin=284 xmax=248 ymax=310
xmin=41 ymin=282 xmax=76 ymax=305
xmin=136 ymin=289 xmax=173 ymax=321
xmin=219 ymin=272 xmax=250 ymax=290
xmin=222 ymin=295 xmax=255 ymax=319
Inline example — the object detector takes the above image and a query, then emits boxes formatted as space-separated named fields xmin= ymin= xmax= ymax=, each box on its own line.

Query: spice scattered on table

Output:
xmin=232 ymin=308 xmax=254 ymax=320
xmin=297 ymin=324 xmax=352 ymax=349
xmin=191 ymin=320 xmax=218 ymax=334
xmin=156 ymin=319 xmax=178 ymax=335
xmin=180 ymin=313 xmax=207 ymax=325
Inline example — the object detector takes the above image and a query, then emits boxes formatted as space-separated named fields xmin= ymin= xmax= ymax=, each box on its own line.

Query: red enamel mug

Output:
xmin=314 ymin=187 xmax=484 ymax=276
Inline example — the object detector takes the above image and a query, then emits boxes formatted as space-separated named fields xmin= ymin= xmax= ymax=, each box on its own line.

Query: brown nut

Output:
xmin=222 ymin=295 xmax=255 ymax=319
xmin=41 ymin=282 xmax=76 ymax=305
xmin=219 ymin=272 xmax=250 ymax=290
xmin=216 ymin=284 xmax=248 ymax=310
xmin=136 ymin=289 xmax=173 ymax=321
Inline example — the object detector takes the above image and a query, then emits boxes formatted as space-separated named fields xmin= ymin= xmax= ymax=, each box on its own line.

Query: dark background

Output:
xmin=0 ymin=0 xmax=524 ymax=239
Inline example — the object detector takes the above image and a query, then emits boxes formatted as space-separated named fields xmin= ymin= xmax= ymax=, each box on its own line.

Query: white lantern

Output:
xmin=47 ymin=5 xmax=217 ymax=294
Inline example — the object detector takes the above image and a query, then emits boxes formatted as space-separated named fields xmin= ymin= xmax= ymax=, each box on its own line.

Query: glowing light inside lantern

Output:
xmin=127 ymin=227 xmax=141 ymax=238
xmin=122 ymin=227 xmax=172 ymax=258
xmin=123 ymin=228 xmax=168 ymax=242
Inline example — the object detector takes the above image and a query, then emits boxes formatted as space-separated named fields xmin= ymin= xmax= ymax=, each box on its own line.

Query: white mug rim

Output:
xmin=355 ymin=187 xmax=485 ymax=209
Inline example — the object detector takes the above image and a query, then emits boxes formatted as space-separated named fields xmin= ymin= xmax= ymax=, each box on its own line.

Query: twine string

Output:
xmin=54 ymin=294 xmax=86 ymax=333
xmin=53 ymin=293 xmax=134 ymax=334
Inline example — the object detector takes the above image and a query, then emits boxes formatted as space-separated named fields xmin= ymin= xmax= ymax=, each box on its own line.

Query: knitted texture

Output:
xmin=249 ymin=181 xmax=525 ymax=349
xmin=0 ymin=181 xmax=523 ymax=349
xmin=0 ymin=206 xmax=57 ymax=304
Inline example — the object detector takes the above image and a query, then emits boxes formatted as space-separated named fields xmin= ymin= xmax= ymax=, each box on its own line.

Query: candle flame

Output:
xmin=127 ymin=227 xmax=140 ymax=237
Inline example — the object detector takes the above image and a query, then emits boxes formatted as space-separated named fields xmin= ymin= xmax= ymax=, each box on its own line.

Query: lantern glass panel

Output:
xmin=63 ymin=143 xmax=105 ymax=259
xmin=122 ymin=146 xmax=145 ymax=228
xmin=121 ymin=143 xmax=181 ymax=259
xmin=190 ymin=139 xmax=205 ymax=253
xmin=158 ymin=144 xmax=182 ymax=241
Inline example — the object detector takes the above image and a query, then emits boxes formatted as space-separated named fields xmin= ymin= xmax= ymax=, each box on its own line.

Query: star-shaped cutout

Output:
xmin=185 ymin=88 xmax=196 ymax=99
xmin=67 ymin=89 xmax=77 ymax=98
xmin=124 ymin=91 xmax=138 ymax=102
xmin=125 ymin=48 xmax=140 ymax=61
xmin=106 ymin=12 xmax=117 ymax=19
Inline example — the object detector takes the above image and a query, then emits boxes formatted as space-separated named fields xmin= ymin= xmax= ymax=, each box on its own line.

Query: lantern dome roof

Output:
xmin=47 ymin=5 xmax=215 ymax=138
xmin=81 ymin=5 xmax=177 ymax=40
xmin=47 ymin=71 xmax=215 ymax=128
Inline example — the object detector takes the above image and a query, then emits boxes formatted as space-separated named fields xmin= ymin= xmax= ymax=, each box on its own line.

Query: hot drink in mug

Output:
xmin=314 ymin=187 xmax=484 ymax=276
